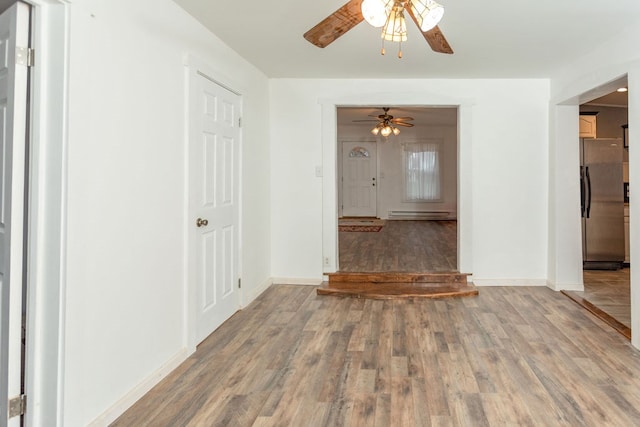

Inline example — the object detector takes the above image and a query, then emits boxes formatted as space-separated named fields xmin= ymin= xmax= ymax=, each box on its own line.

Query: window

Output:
xmin=403 ymin=141 xmax=441 ymax=201
xmin=348 ymin=146 xmax=370 ymax=157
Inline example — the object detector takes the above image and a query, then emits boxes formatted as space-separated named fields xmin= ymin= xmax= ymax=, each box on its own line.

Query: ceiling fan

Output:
xmin=304 ymin=0 xmax=453 ymax=57
xmin=353 ymin=107 xmax=414 ymax=136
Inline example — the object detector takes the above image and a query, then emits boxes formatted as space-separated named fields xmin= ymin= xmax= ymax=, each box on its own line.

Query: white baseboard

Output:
xmin=547 ymin=282 xmax=584 ymax=292
xmin=271 ymin=277 xmax=323 ymax=286
xmin=87 ymin=348 xmax=191 ymax=427
xmin=472 ymin=278 xmax=548 ymax=287
xmin=242 ymin=277 xmax=273 ymax=306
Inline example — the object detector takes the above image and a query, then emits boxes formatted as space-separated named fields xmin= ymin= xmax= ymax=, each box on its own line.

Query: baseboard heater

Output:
xmin=387 ymin=210 xmax=451 ymax=220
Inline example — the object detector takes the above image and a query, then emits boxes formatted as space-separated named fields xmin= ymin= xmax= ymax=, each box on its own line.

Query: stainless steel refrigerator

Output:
xmin=580 ymin=138 xmax=625 ymax=269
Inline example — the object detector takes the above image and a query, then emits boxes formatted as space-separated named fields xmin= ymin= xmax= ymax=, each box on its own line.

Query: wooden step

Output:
xmin=327 ymin=271 xmax=469 ymax=284
xmin=317 ymin=281 xmax=479 ymax=300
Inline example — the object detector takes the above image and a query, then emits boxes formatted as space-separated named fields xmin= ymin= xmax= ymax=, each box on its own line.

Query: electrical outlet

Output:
xmin=323 ymin=256 xmax=330 ymax=266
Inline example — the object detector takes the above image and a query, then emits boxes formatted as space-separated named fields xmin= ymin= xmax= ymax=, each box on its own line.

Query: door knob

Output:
xmin=196 ymin=218 xmax=209 ymax=227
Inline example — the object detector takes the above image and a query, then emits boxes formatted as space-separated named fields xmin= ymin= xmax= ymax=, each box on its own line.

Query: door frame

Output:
xmin=321 ymin=97 xmax=473 ymax=275
xmin=184 ymin=54 xmax=243 ymax=352
xmin=15 ymin=0 xmax=71 ymax=425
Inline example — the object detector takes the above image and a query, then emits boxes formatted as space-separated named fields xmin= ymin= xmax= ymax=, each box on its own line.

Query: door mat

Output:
xmin=338 ymin=218 xmax=385 ymax=232
xmin=338 ymin=225 xmax=383 ymax=232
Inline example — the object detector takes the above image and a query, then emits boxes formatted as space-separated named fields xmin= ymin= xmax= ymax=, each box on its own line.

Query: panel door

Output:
xmin=190 ymin=74 xmax=241 ymax=344
xmin=0 ymin=3 xmax=30 ymax=426
xmin=342 ymin=142 xmax=377 ymax=217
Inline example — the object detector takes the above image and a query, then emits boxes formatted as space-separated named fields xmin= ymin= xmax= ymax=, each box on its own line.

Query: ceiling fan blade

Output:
xmin=393 ymin=117 xmax=414 ymax=121
xmin=352 ymin=119 xmax=380 ymax=122
xmin=303 ymin=0 xmax=364 ymax=48
xmin=394 ymin=122 xmax=414 ymax=127
xmin=423 ymin=26 xmax=453 ymax=54
xmin=405 ymin=7 xmax=453 ymax=54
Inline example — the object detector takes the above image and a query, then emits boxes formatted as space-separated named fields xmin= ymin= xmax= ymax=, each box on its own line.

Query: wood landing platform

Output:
xmin=317 ymin=271 xmax=478 ymax=300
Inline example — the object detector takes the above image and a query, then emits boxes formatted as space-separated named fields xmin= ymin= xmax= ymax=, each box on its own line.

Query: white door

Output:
xmin=342 ymin=142 xmax=377 ymax=217
xmin=190 ymin=73 xmax=241 ymax=344
xmin=0 ymin=3 xmax=30 ymax=426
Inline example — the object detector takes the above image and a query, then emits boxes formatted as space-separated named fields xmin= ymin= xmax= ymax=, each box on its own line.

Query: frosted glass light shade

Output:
xmin=409 ymin=0 xmax=444 ymax=32
xmin=381 ymin=7 xmax=407 ymax=42
xmin=381 ymin=126 xmax=393 ymax=137
xmin=361 ymin=0 xmax=388 ymax=28
xmin=371 ymin=126 xmax=381 ymax=135
xmin=392 ymin=127 xmax=401 ymax=135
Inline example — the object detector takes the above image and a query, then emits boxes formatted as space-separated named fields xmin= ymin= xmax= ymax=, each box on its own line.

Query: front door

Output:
xmin=0 ymin=3 xmax=30 ymax=426
xmin=189 ymin=73 xmax=241 ymax=344
xmin=342 ymin=142 xmax=377 ymax=217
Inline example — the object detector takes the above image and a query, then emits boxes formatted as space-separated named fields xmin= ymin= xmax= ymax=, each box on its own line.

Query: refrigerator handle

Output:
xmin=580 ymin=166 xmax=586 ymax=217
xmin=585 ymin=165 xmax=592 ymax=218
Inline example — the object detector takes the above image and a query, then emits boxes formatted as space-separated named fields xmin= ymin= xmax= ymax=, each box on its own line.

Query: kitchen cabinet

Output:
xmin=580 ymin=115 xmax=597 ymax=138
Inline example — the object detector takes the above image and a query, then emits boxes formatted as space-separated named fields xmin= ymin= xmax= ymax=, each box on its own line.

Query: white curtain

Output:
xmin=404 ymin=142 xmax=441 ymax=201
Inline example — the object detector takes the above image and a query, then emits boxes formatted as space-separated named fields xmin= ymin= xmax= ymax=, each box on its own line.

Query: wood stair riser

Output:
xmin=327 ymin=272 xmax=469 ymax=284
xmin=317 ymin=284 xmax=478 ymax=300
xmin=327 ymin=281 xmax=470 ymax=290
xmin=319 ymin=271 xmax=478 ymax=300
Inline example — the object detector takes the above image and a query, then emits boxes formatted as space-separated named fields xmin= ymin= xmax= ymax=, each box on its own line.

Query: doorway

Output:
xmin=336 ymin=106 xmax=459 ymax=273
xmin=563 ymin=81 xmax=631 ymax=338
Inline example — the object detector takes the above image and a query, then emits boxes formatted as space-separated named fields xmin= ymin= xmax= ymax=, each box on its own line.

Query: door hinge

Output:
xmin=16 ymin=47 xmax=34 ymax=67
xmin=238 ymin=117 xmax=242 ymax=128
xmin=8 ymin=394 xmax=26 ymax=419
xmin=238 ymin=278 xmax=241 ymax=289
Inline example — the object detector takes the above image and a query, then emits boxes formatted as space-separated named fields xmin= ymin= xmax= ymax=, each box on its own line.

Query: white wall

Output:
xmin=270 ymin=79 xmax=549 ymax=284
xmin=338 ymin=121 xmax=458 ymax=219
xmin=63 ymin=0 xmax=270 ymax=425
xmin=549 ymin=22 xmax=640 ymax=348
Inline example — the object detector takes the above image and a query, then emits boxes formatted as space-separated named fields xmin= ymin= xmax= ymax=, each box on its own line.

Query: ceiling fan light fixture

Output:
xmin=381 ymin=3 xmax=408 ymax=42
xmin=392 ymin=127 xmax=401 ymax=135
xmin=380 ymin=125 xmax=393 ymax=137
xmin=371 ymin=126 xmax=381 ymax=135
xmin=409 ymin=0 xmax=444 ymax=32
xmin=361 ymin=0 xmax=392 ymax=28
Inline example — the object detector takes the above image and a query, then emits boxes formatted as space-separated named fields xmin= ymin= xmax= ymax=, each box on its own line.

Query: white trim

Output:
xmin=271 ymin=277 xmax=324 ymax=286
xmin=322 ymin=95 xmax=474 ymax=277
xmin=547 ymin=282 xmax=584 ymax=292
xmin=24 ymin=1 xmax=71 ymax=426
xmin=472 ymin=278 xmax=548 ymax=287
xmin=86 ymin=348 xmax=191 ymax=427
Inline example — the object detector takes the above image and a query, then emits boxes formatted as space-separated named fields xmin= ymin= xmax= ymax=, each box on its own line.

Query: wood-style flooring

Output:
xmin=339 ymin=220 xmax=456 ymax=272
xmin=563 ymin=268 xmax=631 ymax=339
xmin=113 ymin=284 xmax=640 ymax=426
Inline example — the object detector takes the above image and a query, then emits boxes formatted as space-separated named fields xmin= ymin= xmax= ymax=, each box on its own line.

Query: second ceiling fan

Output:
xmin=354 ymin=107 xmax=414 ymax=136
xmin=304 ymin=0 xmax=453 ymax=57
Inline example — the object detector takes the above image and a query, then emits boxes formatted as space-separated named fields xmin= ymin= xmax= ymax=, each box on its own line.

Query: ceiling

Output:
xmin=585 ymin=90 xmax=628 ymax=107
xmin=174 ymin=0 xmax=640 ymax=79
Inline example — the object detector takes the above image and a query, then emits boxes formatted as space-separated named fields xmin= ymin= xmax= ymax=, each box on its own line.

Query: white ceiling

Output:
xmin=173 ymin=0 xmax=640 ymax=79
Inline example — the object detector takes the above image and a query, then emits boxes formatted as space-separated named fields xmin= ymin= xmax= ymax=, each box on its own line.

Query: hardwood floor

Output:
xmin=338 ymin=220 xmax=457 ymax=272
xmin=113 ymin=285 xmax=640 ymax=426
xmin=563 ymin=268 xmax=631 ymax=339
